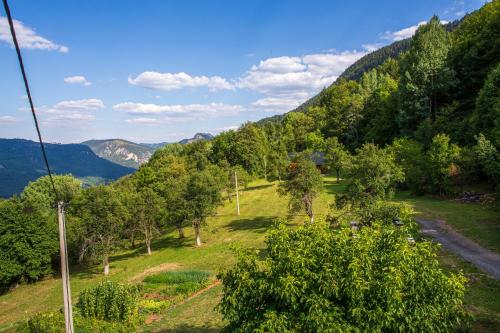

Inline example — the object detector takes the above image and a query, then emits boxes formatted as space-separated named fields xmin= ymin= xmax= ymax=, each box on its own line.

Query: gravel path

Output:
xmin=416 ymin=218 xmax=500 ymax=280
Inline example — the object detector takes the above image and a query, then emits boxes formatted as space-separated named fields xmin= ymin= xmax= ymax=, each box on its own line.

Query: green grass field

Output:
xmin=0 ymin=177 xmax=498 ymax=332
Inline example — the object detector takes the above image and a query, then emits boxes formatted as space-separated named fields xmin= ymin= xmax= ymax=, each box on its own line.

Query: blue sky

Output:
xmin=0 ymin=0 xmax=487 ymax=143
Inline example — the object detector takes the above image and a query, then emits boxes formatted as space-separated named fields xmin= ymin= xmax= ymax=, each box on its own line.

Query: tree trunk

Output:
xmin=194 ymin=223 xmax=202 ymax=247
xmin=146 ymin=239 xmax=152 ymax=255
xmin=177 ymin=226 xmax=185 ymax=238
xmin=103 ymin=256 xmax=109 ymax=276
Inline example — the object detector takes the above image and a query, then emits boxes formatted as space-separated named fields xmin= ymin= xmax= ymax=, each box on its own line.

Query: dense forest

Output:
xmin=0 ymin=2 xmax=499 ymax=331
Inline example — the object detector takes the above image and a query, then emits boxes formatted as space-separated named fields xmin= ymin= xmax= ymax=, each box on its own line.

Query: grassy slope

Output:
xmin=0 ymin=178 xmax=498 ymax=332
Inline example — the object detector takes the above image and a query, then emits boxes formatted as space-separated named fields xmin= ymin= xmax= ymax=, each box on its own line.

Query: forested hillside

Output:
xmin=0 ymin=139 xmax=134 ymax=197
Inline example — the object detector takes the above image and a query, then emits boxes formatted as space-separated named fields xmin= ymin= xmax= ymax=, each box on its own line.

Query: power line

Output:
xmin=2 ymin=0 xmax=59 ymax=201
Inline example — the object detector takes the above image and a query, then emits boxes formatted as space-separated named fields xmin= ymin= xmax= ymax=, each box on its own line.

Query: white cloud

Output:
xmin=217 ymin=125 xmax=239 ymax=132
xmin=19 ymin=99 xmax=104 ymax=124
xmin=64 ymin=76 xmax=91 ymax=86
xmin=128 ymin=71 xmax=234 ymax=92
xmin=382 ymin=21 xmax=427 ymax=41
xmin=251 ymin=94 xmax=307 ymax=113
xmin=239 ymin=50 xmax=366 ymax=113
xmin=113 ymin=102 xmax=245 ymax=121
xmin=362 ymin=43 xmax=383 ymax=52
xmin=0 ymin=115 xmax=20 ymax=123
xmin=125 ymin=118 xmax=158 ymax=125
xmin=382 ymin=20 xmax=449 ymax=42
xmin=0 ymin=16 xmax=68 ymax=52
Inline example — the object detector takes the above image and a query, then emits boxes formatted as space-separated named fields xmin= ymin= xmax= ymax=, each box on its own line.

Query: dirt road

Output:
xmin=416 ymin=218 xmax=500 ymax=280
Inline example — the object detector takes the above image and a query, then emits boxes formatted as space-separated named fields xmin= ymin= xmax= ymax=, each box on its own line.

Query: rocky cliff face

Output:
xmin=82 ymin=139 xmax=154 ymax=168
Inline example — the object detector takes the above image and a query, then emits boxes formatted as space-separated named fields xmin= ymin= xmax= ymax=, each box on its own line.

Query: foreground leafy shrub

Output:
xmin=143 ymin=270 xmax=210 ymax=285
xmin=76 ymin=281 xmax=141 ymax=322
xmin=219 ymin=221 xmax=468 ymax=332
xmin=19 ymin=311 xmax=64 ymax=333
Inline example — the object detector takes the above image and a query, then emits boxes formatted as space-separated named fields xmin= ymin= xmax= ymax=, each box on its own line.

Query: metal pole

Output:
xmin=58 ymin=202 xmax=74 ymax=333
xmin=235 ymin=171 xmax=240 ymax=216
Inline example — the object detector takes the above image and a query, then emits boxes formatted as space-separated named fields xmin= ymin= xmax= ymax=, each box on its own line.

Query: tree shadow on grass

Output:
xmin=154 ymin=326 xmax=220 ymax=333
xmin=225 ymin=216 xmax=276 ymax=233
xmin=243 ymin=183 xmax=274 ymax=192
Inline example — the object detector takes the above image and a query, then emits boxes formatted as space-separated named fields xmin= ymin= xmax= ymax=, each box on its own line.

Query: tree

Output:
xmin=233 ymin=123 xmax=269 ymax=176
xmin=71 ymin=185 xmax=125 ymax=275
xmin=319 ymin=79 xmax=364 ymax=149
xmin=324 ymin=137 xmax=351 ymax=183
xmin=134 ymin=153 xmax=190 ymax=239
xmin=282 ymin=112 xmax=316 ymax=152
xmin=398 ymin=16 xmax=455 ymax=134
xmin=337 ymin=143 xmax=404 ymax=208
xmin=219 ymin=222 xmax=467 ymax=332
xmin=471 ymin=64 xmax=500 ymax=148
xmin=426 ymin=134 xmax=461 ymax=196
xmin=278 ymin=153 xmax=322 ymax=223
xmin=185 ymin=166 xmax=223 ymax=246
xmin=0 ymin=198 xmax=58 ymax=289
xmin=133 ymin=188 xmax=164 ymax=255
xmin=389 ymin=137 xmax=426 ymax=194
xmin=472 ymin=134 xmax=500 ymax=190
xmin=21 ymin=175 xmax=82 ymax=217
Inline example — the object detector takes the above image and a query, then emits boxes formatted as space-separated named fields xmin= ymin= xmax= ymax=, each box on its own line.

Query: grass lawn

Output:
xmin=0 ymin=177 xmax=498 ymax=332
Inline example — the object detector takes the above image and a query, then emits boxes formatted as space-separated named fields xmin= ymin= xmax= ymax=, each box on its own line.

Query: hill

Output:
xmin=0 ymin=139 xmax=134 ymax=198
xmin=82 ymin=139 xmax=155 ymax=168
xmin=83 ymin=134 xmax=214 ymax=168
xmin=178 ymin=132 xmax=214 ymax=144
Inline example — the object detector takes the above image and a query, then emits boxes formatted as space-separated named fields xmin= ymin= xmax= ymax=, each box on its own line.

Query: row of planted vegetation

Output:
xmin=1 ymin=2 xmax=499 ymax=331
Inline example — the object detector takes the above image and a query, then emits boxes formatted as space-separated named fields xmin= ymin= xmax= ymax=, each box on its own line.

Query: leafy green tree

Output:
xmin=398 ymin=16 xmax=455 ymax=134
xmin=185 ymin=165 xmax=224 ymax=246
xmin=426 ymin=134 xmax=461 ymax=196
xmin=337 ymin=143 xmax=404 ymax=208
xmin=282 ymin=112 xmax=316 ymax=152
xmin=324 ymin=137 xmax=351 ymax=183
xmin=473 ymin=134 xmax=500 ymax=189
xmin=449 ymin=0 xmax=500 ymax=115
xmin=358 ymin=71 xmax=399 ymax=145
xmin=234 ymin=123 xmax=269 ymax=176
xmin=21 ymin=175 xmax=82 ymax=217
xmin=0 ymin=198 xmax=58 ymax=289
xmin=278 ymin=153 xmax=322 ymax=223
xmin=471 ymin=64 xmax=500 ymax=148
xmin=389 ymin=137 xmax=426 ymax=193
xmin=133 ymin=188 xmax=164 ymax=255
xmin=210 ymin=130 xmax=238 ymax=166
xmin=304 ymin=130 xmax=325 ymax=152
xmin=135 ymin=153 xmax=191 ymax=239
xmin=71 ymin=185 xmax=125 ymax=275
xmin=219 ymin=222 xmax=467 ymax=332
xmin=319 ymin=79 xmax=363 ymax=148
xmin=266 ymin=141 xmax=289 ymax=182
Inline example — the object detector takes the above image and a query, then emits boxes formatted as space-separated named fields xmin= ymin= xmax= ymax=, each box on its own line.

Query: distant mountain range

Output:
xmin=82 ymin=133 xmax=214 ymax=168
xmin=0 ymin=139 xmax=134 ymax=198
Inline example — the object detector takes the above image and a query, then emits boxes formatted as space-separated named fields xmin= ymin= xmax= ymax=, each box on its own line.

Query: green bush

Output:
xmin=76 ymin=281 xmax=141 ymax=322
xmin=19 ymin=312 xmax=64 ymax=333
xmin=219 ymin=221 xmax=468 ymax=332
xmin=143 ymin=270 xmax=210 ymax=285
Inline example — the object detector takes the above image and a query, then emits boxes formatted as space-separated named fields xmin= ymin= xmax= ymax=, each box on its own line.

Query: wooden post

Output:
xmin=235 ymin=171 xmax=240 ymax=216
xmin=58 ymin=202 xmax=74 ymax=333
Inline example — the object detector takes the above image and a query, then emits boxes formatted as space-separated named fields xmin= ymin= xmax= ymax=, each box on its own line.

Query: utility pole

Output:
xmin=234 ymin=171 xmax=240 ymax=216
xmin=58 ymin=202 xmax=74 ymax=333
